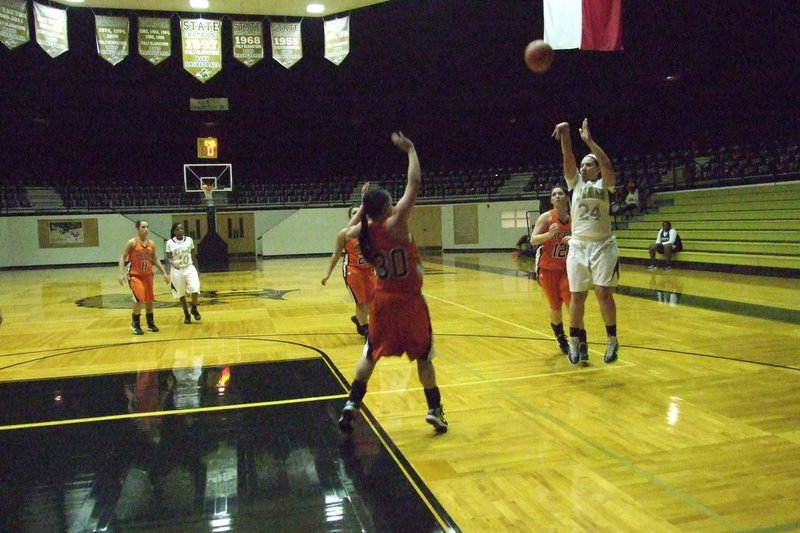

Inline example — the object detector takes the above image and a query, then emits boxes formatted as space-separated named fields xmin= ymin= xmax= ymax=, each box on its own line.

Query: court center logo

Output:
xmin=76 ymin=288 xmax=298 ymax=309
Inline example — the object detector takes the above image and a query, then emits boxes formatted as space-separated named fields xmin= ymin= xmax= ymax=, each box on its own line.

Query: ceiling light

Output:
xmin=307 ymin=3 xmax=325 ymax=13
xmin=190 ymin=0 xmax=209 ymax=8
xmin=64 ymin=0 xmax=85 ymax=3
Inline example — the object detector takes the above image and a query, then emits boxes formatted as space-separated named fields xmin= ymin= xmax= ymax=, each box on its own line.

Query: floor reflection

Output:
xmin=0 ymin=359 xmax=456 ymax=532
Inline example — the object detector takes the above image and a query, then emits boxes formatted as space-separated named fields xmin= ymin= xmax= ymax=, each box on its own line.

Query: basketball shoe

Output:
xmin=425 ymin=405 xmax=448 ymax=433
xmin=604 ymin=338 xmax=619 ymax=363
xmin=556 ymin=334 xmax=569 ymax=355
xmin=338 ymin=400 xmax=359 ymax=434
xmin=567 ymin=338 xmax=581 ymax=365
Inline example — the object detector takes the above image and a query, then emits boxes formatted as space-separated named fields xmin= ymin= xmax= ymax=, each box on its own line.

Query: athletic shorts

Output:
xmin=170 ymin=265 xmax=200 ymax=298
xmin=538 ymin=268 xmax=571 ymax=310
xmin=366 ymin=291 xmax=435 ymax=362
xmin=567 ymin=236 xmax=620 ymax=292
xmin=129 ymin=274 xmax=155 ymax=303
xmin=344 ymin=266 xmax=376 ymax=305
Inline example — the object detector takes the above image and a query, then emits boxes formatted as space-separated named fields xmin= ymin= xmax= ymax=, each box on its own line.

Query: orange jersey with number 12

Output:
xmin=343 ymin=238 xmax=371 ymax=270
xmin=538 ymin=209 xmax=571 ymax=272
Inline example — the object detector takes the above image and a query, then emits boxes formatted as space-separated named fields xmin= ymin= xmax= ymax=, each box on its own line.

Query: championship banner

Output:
xmin=138 ymin=16 xmax=170 ymax=66
xmin=232 ymin=20 xmax=263 ymax=67
xmin=0 ymin=0 xmax=29 ymax=50
xmin=323 ymin=16 xmax=349 ymax=66
xmin=270 ymin=22 xmax=301 ymax=69
xmin=180 ymin=18 xmax=222 ymax=82
xmin=33 ymin=2 xmax=68 ymax=58
xmin=95 ymin=15 xmax=129 ymax=66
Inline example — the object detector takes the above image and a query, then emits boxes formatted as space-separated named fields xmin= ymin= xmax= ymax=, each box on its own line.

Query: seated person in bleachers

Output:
xmin=648 ymin=221 xmax=682 ymax=270
xmin=624 ymin=184 xmax=639 ymax=219
xmin=610 ymin=188 xmax=626 ymax=218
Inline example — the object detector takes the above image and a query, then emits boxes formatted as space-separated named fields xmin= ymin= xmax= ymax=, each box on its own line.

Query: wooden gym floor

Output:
xmin=0 ymin=252 xmax=798 ymax=532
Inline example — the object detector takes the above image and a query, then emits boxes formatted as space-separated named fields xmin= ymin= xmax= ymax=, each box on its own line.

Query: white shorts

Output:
xmin=567 ymin=236 xmax=620 ymax=292
xmin=170 ymin=265 xmax=200 ymax=298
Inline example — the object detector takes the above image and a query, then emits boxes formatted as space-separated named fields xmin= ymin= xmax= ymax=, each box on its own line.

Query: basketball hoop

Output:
xmin=201 ymin=182 xmax=216 ymax=205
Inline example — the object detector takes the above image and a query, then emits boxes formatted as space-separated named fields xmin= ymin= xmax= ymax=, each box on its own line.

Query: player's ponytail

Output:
xmin=358 ymin=186 xmax=391 ymax=265
xmin=359 ymin=212 xmax=375 ymax=264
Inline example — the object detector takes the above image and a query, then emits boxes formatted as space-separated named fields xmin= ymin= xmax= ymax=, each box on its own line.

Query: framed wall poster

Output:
xmin=38 ymin=219 xmax=99 ymax=248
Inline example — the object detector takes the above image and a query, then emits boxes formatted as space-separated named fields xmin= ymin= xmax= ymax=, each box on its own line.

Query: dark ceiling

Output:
xmin=0 ymin=0 xmax=797 ymax=185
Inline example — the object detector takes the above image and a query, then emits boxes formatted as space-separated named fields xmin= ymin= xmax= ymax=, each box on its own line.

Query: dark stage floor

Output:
xmin=0 ymin=359 xmax=457 ymax=532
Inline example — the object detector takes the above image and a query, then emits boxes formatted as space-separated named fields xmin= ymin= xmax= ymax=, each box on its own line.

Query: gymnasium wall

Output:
xmin=0 ymin=199 xmax=537 ymax=268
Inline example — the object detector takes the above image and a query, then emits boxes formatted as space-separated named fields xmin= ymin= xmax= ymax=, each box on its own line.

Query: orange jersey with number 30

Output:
xmin=368 ymin=220 xmax=423 ymax=293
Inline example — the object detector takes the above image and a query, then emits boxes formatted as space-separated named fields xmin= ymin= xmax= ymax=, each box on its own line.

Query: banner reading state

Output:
xmin=33 ymin=2 xmax=68 ymax=58
xmin=0 ymin=0 xmax=29 ymax=50
xmin=95 ymin=15 xmax=128 ymax=65
xmin=270 ymin=22 xmax=301 ymax=69
xmin=324 ymin=16 xmax=349 ymax=66
xmin=180 ymin=17 xmax=222 ymax=82
xmin=138 ymin=16 xmax=170 ymax=65
xmin=232 ymin=20 xmax=263 ymax=67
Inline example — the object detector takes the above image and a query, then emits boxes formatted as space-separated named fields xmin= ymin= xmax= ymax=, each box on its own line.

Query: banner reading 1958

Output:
xmin=180 ymin=18 xmax=222 ymax=82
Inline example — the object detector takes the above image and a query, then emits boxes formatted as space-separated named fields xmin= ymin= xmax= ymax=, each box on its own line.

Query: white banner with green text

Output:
xmin=180 ymin=18 xmax=222 ymax=82
xmin=324 ymin=16 xmax=349 ymax=66
xmin=270 ymin=22 xmax=301 ymax=69
xmin=95 ymin=14 xmax=129 ymax=65
xmin=0 ymin=0 xmax=29 ymax=50
xmin=33 ymin=2 xmax=68 ymax=58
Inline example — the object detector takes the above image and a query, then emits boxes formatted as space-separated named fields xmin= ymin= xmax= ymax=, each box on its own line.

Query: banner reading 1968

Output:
xmin=180 ymin=18 xmax=222 ymax=82
xmin=232 ymin=20 xmax=263 ymax=67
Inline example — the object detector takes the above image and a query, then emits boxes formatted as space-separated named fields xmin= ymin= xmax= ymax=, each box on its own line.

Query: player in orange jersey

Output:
xmin=321 ymin=206 xmax=377 ymax=337
xmin=118 ymin=220 xmax=169 ymax=335
xmin=337 ymin=132 xmax=447 ymax=435
xmin=530 ymin=185 xmax=572 ymax=355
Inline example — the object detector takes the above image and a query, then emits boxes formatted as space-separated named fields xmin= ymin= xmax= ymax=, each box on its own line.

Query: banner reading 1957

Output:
xmin=180 ymin=18 xmax=222 ymax=82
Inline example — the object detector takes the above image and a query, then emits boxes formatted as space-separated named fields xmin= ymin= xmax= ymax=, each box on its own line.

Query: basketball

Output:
xmin=524 ymin=40 xmax=554 ymax=73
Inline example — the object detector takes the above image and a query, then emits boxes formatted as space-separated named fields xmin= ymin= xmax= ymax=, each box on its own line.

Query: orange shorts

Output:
xmin=367 ymin=291 xmax=433 ymax=361
xmin=538 ymin=268 xmax=570 ymax=311
xmin=344 ymin=266 xmax=376 ymax=305
xmin=129 ymin=274 xmax=155 ymax=303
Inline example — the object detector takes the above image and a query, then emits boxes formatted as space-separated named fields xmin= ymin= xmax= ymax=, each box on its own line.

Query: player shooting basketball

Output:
xmin=337 ymin=132 xmax=448 ymax=435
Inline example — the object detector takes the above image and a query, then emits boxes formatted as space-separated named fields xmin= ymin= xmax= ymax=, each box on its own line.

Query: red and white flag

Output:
xmin=543 ymin=0 xmax=623 ymax=51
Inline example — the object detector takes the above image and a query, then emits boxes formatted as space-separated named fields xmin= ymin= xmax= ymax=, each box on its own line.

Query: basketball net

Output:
xmin=201 ymin=183 xmax=216 ymax=206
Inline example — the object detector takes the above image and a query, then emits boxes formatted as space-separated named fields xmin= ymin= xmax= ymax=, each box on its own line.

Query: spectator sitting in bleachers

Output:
xmin=648 ymin=221 xmax=682 ymax=270
xmin=624 ymin=183 xmax=639 ymax=219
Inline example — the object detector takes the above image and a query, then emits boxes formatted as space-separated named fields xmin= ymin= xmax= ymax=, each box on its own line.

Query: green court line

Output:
xmin=439 ymin=258 xmax=800 ymax=325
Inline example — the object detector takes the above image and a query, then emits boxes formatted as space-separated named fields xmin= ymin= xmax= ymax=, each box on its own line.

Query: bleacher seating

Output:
xmin=615 ymin=181 xmax=800 ymax=274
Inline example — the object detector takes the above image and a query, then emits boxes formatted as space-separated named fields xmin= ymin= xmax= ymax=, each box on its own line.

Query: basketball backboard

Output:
xmin=183 ymin=163 xmax=234 ymax=193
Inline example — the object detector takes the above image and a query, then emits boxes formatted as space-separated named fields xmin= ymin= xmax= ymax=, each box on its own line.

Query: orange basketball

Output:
xmin=524 ymin=40 xmax=554 ymax=73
